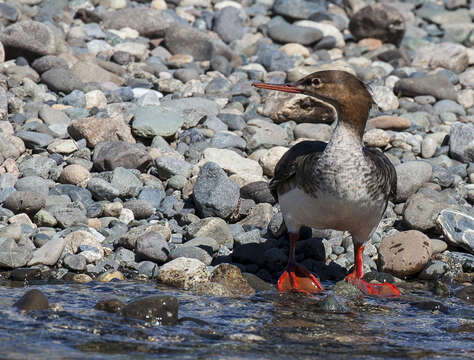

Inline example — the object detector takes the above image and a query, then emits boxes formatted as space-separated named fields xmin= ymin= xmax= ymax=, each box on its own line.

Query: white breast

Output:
xmin=278 ymin=186 xmax=384 ymax=242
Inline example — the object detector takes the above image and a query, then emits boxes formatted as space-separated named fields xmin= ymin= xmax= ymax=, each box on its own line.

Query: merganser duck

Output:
xmin=253 ymin=70 xmax=400 ymax=297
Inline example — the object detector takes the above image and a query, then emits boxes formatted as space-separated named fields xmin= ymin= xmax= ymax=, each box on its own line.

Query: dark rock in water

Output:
xmin=101 ymin=8 xmax=175 ymax=37
xmin=193 ymin=162 xmax=240 ymax=219
xmin=240 ymin=181 xmax=275 ymax=204
xmin=333 ymin=280 xmax=363 ymax=298
xmin=411 ymin=300 xmax=448 ymax=313
xmin=9 ymin=268 xmax=42 ymax=281
xmin=135 ymin=231 xmax=169 ymax=263
xmin=444 ymin=252 xmax=474 ymax=273
xmin=449 ymin=122 xmax=474 ymax=164
xmin=242 ymin=272 xmax=273 ymax=291
xmin=95 ymin=298 xmax=125 ymax=313
xmin=121 ymin=295 xmax=178 ymax=325
xmin=395 ymin=75 xmax=458 ymax=101
xmin=138 ymin=261 xmax=159 ymax=279
xmin=92 ymin=141 xmax=151 ymax=171
xmin=41 ymin=68 xmax=84 ymax=94
xmin=455 ymin=285 xmax=474 ymax=305
xmin=317 ymin=295 xmax=350 ymax=313
xmin=349 ymin=4 xmax=405 ymax=46
xmin=273 ymin=0 xmax=325 ymax=20
xmin=13 ymin=289 xmax=48 ymax=311
xmin=0 ymin=20 xmax=62 ymax=60
xmin=418 ymin=260 xmax=449 ymax=280
xmin=211 ymin=263 xmax=255 ymax=296
xmin=213 ymin=6 xmax=246 ymax=44
xmin=436 ymin=209 xmax=474 ymax=254
xmin=4 ymin=191 xmax=45 ymax=215
xmin=165 ymin=24 xmax=234 ymax=62
xmin=268 ymin=17 xmax=323 ymax=45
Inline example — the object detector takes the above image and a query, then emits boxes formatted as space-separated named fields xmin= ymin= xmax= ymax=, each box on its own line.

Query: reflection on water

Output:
xmin=0 ymin=280 xmax=472 ymax=360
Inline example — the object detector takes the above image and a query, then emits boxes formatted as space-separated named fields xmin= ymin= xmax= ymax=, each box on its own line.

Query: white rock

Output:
xmin=108 ymin=27 xmax=139 ymax=39
xmin=259 ymin=146 xmax=288 ymax=177
xmin=119 ymin=208 xmax=134 ymax=224
xmin=421 ymin=133 xmax=446 ymax=159
xmin=372 ymin=85 xmax=399 ymax=111
xmin=157 ymin=257 xmax=211 ymax=290
xmin=114 ymin=42 xmax=149 ymax=61
xmin=85 ymin=90 xmax=107 ymax=109
xmin=200 ymin=148 xmax=263 ymax=178
xmin=363 ymin=128 xmax=390 ymax=148
xmin=47 ymin=139 xmax=79 ymax=154
xmin=215 ymin=0 xmax=242 ymax=10
xmin=151 ymin=0 xmax=168 ymax=10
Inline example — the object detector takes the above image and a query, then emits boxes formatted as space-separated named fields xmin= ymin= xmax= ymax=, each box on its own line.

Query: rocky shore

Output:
xmin=0 ymin=0 xmax=472 ymax=310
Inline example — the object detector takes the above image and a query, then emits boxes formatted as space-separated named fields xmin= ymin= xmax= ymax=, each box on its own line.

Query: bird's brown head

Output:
xmin=253 ymin=70 xmax=373 ymax=135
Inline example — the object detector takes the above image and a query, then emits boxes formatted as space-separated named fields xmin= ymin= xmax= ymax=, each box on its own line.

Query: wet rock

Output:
xmin=193 ymin=162 xmax=239 ymax=219
xmin=333 ymin=280 xmax=363 ymax=298
xmin=13 ymin=289 xmax=48 ymax=312
xmin=455 ymin=285 xmax=474 ymax=305
xmin=317 ymin=295 xmax=350 ymax=313
xmin=95 ymin=298 xmax=125 ymax=313
xmin=437 ymin=209 xmax=474 ymax=254
xmin=9 ymin=268 xmax=42 ymax=282
xmin=96 ymin=270 xmax=125 ymax=282
xmin=449 ymin=122 xmax=474 ymax=163
xmin=349 ymin=4 xmax=405 ymax=46
xmin=0 ymin=238 xmax=32 ymax=268
xmin=378 ymin=230 xmax=432 ymax=277
xmin=211 ymin=263 xmax=255 ymax=296
xmin=68 ymin=117 xmax=135 ymax=148
xmin=4 ymin=191 xmax=45 ymax=215
xmin=28 ymin=237 xmax=66 ymax=266
xmin=395 ymin=75 xmax=458 ymax=101
xmin=135 ymin=231 xmax=169 ymax=263
xmin=121 ymin=295 xmax=178 ymax=325
xmin=418 ymin=260 xmax=449 ymax=280
xmin=157 ymin=257 xmax=211 ymax=290
xmin=395 ymin=161 xmax=432 ymax=202
xmin=92 ymin=141 xmax=151 ymax=171
xmin=242 ymin=272 xmax=273 ymax=291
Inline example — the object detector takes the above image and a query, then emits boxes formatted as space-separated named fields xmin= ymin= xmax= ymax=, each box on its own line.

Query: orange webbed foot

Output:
xmin=277 ymin=263 xmax=324 ymax=295
xmin=345 ymin=272 xmax=401 ymax=297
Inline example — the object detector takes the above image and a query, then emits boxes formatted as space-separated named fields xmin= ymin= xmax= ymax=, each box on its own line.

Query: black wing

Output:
xmin=363 ymin=146 xmax=397 ymax=202
xmin=269 ymin=140 xmax=327 ymax=200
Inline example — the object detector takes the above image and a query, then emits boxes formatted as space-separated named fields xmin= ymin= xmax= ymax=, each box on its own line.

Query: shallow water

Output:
xmin=0 ymin=280 xmax=472 ymax=360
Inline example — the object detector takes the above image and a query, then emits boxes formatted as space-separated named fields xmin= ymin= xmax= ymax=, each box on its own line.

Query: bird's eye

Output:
xmin=311 ymin=78 xmax=322 ymax=87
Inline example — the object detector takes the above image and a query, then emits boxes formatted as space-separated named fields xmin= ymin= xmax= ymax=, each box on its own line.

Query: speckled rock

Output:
xmin=157 ymin=257 xmax=211 ymax=290
xmin=378 ymin=230 xmax=432 ymax=277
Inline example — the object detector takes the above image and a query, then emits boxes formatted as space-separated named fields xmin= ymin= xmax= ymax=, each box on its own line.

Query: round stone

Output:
xmin=60 ymin=164 xmax=90 ymax=185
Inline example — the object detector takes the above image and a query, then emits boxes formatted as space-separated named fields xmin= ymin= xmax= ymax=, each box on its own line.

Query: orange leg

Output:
xmin=277 ymin=233 xmax=324 ymax=294
xmin=345 ymin=243 xmax=401 ymax=297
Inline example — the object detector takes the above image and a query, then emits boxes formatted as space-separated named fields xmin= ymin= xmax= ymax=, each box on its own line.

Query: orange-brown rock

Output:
xmin=68 ymin=117 xmax=135 ymax=147
xmin=368 ymin=115 xmax=411 ymax=131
